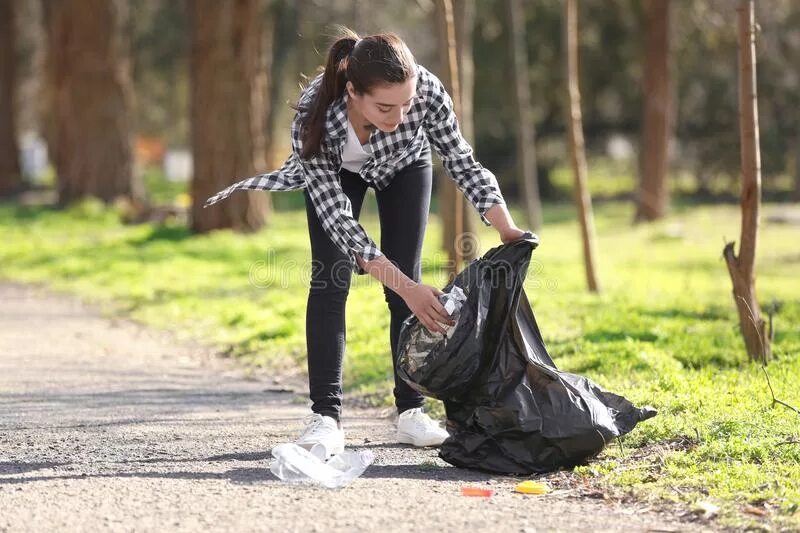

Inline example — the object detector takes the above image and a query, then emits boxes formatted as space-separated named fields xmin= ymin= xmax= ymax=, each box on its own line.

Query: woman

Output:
xmin=204 ymin=30 xmax=528 ymax=456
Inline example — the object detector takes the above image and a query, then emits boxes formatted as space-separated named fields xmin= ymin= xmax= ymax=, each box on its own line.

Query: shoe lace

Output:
xmin=405 ymin=409 xmax=441 ymax=431
xmin=301 ymin=414 xmax=328 ymax=439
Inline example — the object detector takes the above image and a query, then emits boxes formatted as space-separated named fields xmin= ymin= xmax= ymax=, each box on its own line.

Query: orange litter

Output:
xmin=460 ymin=486 xmax=494 ymax=497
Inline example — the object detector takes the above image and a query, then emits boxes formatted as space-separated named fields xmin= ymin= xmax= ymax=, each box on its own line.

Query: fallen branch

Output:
xmin=761 ymin=366 xmax=800 ymax=415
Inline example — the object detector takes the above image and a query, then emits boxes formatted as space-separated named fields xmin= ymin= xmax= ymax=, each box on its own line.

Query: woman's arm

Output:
xmin=484 ymin=203 xmax=529 ymax=244
xmin=356 ymin=255 xmax=454 ymax=334
xmin=422 ymin=68 xmax=528 ymax=242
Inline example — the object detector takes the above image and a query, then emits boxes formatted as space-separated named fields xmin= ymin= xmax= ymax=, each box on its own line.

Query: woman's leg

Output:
xmin=303 ymin=170 xmax=369 ymax=422
xmin=375 ymin=148 xmax=433 ymax=414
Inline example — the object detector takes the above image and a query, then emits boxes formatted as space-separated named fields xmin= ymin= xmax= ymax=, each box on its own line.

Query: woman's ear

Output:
xmin=345 ymin=81 xmax=357 ymax=99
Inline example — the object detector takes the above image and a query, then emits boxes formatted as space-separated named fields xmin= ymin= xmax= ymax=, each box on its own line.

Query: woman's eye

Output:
xmin=378 ymin=108 xmax=392 ymax=113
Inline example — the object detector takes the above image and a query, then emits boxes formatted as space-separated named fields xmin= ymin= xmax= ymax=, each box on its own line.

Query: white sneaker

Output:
xmin=295 ymin=413 xmax=345 ymax=457
xmin=396 ymin=408 xmax=449 ymax=447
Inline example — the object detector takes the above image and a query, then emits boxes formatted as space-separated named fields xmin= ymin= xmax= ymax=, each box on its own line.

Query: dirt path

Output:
xmin=0 ymin=282 xmax=714 ymax=532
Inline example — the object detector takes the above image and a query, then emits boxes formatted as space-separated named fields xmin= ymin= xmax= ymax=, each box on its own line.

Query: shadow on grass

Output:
xmin=638 ymin=306 xmax=731 ymax=321
xmin=131 ymin=225 xmax=193 ymax=245
xmin=582 ymin=329 xmax=661 ymax=344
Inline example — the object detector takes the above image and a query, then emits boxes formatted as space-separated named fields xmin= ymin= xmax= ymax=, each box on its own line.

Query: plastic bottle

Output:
xmin=269 ymin=443 xmax=374 ymax=489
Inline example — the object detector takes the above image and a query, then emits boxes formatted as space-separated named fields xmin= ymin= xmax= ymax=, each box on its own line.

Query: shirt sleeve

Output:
xmin=422 ymin=72 xmax=506 ymax=226
xmin=291 ymin=101 xmax=383 ymax=276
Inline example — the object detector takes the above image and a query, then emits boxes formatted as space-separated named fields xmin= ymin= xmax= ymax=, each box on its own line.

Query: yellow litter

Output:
xmin=514 ymin=480 xmax=551 ymax=495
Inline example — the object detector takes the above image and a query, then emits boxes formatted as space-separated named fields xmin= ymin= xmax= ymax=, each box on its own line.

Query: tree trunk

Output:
xmin=0 ymin=0 xmax=23 ymax=196
xmin=436 ymin=0 xmax=478 ymax=271
xmin=188 ymin=0 xmax=269 ymax=234
xmin=45 ymin=0 xmax=140 ymax=205
xmin=635 ymin=0 xmax=671 ymax=222
xmin=564 ymin=0 xmax=600 ymax=293
xmin=724 ymin=0 xmax=769 ymax=364
xmin=265 ymin=0 xmax=298 ymax=169
xmin=506 ymin=0 xmax=543 ymax=230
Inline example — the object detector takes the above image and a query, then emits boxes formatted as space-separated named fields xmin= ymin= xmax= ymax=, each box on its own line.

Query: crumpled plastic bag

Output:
xmin=269 ymin=443 xmax=374 ymax=488
xmin=402 ymin=285 xmax=467 ymax=376
xmin=396 ymin=232 xmax=657 ymax=475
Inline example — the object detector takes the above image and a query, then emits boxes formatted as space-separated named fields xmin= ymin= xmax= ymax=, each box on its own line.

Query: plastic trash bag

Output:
xmin=396 ymin=233 xmax=657 ymax=475
xmin=269 ymin=443 xmax=374 ymax=488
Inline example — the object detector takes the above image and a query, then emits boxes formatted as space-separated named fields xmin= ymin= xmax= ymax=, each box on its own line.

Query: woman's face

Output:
xmin=346 ymin=76 xmax=417 ymax=133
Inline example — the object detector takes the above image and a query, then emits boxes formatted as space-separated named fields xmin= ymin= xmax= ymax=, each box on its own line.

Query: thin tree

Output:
xmin=435 ymin=0 xmax=478 ymax=266
xmin=436 ymin=0 xmax=463 ymax=273
xmin=0 ymin=0 xmax=22 ymax=197
xmin=188 ymin=0 xmax=270 ymax=233
xmin=506 ymin=0 xmax=543 ymax=230
xmin=451 ymin=0 xmax=478 ymax=262
xmin=564 ymin=0 xmax=600 ymax=293
xmin=635 ymin=0 xmax=672 ymax=222
xmin=723 ymin=0 xmax=770 ymax=363
xmin=44 ymin=0 xmax=141 ymax=205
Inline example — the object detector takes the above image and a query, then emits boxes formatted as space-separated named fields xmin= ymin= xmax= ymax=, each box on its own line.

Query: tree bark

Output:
xmin=635 ymin=0 xmax=672 ymax=222
xmin=724 ymin=0 xmax=769 ymax=363
xmin=564 ymin=0 xmax=600 ymax=293
xmin=45 ymin=0 xmax=140 ymax=205
xmin=188 ymin=0 xmax=270 ymax=233
xmin=0 ymin=0 xmax=23 ymax=196
xmin=436 ymin=0 xmax=478 ymax=271
xmin=506 ymin=0 xmax=543 ymax=230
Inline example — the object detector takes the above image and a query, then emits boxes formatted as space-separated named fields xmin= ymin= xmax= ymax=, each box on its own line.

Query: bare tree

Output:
xmin=506 ymin=0 xmax=543 ymax=230
xmin=44 ymin=0 xmax=141 ymax=205
xmin=436 ymin=0 xmax=478 ymax=272
xmin=564 ymin=0 xmax=600 ymax=293
xmin=635 ymin=0 xmax=672 ymax=222
xmin=0 ymin=0 xmax=23 ymax=197
xmin=188 ymin=0 xmax=270 ymax=233
xmin=723 ymin=0 xmax=770 ymax=363
xmin=436 ymin=0 xmax=469 ymax=274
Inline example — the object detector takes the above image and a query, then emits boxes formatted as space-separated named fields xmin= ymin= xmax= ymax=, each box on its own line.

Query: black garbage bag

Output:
xmin=396 ymin=233 xmax=657 ymax=475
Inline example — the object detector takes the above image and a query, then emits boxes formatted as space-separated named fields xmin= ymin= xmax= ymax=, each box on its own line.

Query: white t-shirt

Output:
xmin=341 ymin=101 xmax=373 ymax=172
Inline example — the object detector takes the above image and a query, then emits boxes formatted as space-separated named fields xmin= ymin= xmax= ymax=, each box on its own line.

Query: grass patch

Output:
xmin=0 ymin=194 xmax=798 ymax=529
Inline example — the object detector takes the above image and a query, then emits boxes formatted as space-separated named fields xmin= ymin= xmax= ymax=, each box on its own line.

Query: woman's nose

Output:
xmin=391 ymin=108 xmax=404 ymax=124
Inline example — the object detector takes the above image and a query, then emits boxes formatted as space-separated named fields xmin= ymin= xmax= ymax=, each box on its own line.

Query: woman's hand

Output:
xmin=400 ymin=282 xmax=456 ymax=335
xmin=483 ymin=204 xmax=531 ymax=244
xmin=500 ymin=226 xmax=530 ymax=244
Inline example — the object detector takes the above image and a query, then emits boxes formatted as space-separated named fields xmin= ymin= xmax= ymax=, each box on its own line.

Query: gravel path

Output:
xmin=0 ymin=282 xmax=714 ymax=532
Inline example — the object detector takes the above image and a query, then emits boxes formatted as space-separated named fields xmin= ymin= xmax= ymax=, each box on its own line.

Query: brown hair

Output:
xmin=293 ymin=28 xmax=417 ymax=160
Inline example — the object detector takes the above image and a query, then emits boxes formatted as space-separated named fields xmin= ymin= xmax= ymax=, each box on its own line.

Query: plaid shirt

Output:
xmin=204 ymin=64 xmax=506 ymax=275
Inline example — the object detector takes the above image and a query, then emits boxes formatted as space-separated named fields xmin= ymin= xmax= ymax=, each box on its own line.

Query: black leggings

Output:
xmin=302 ymin=148 xmax=432 ymax=422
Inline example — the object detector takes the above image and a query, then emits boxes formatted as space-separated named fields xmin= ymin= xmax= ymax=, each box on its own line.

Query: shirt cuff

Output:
xmin=351 ymin=244 xmax=384 ymax=275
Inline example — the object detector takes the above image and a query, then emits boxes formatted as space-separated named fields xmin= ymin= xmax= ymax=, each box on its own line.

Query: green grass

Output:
xmin=0 ymin=193 xmax=798 ymax=529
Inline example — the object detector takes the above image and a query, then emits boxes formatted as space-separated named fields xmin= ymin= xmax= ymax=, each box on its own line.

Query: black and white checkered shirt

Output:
xmin=204 ymin=64 xmax=506 ymax=275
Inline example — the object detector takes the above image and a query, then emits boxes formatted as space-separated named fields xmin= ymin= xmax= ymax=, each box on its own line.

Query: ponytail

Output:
xmin=297 ymin=32 xmax=359 ymax=160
